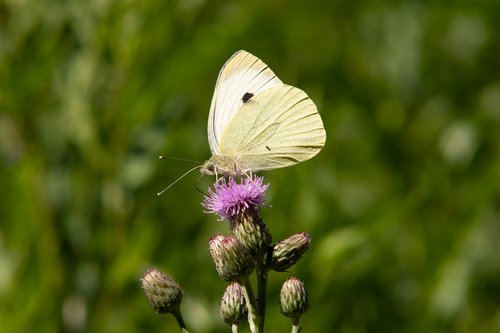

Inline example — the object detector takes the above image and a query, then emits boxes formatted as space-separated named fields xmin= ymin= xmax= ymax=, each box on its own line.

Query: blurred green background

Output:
xmin=1 ymin=0 xmax=500 ymax=332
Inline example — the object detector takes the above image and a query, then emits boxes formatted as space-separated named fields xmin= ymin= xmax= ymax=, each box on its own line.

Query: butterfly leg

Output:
xmin=232 ymin=162 xmax=239 ymax=177
xmin=242 ymin=169 xmax=253 ymax=179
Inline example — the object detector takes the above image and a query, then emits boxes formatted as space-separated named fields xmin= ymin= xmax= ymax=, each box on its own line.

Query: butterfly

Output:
xmin=200 ymin=50 xmax=326 ymax=177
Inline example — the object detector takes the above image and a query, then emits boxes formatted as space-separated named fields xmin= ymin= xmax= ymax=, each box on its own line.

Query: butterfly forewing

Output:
xmin=207 ymin=50 xmax=283 ymax=155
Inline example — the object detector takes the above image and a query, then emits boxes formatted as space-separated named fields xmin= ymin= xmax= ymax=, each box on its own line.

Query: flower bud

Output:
xmin=279 ymin=277 xmax=309 ymax=321
xmin=209 ymin=235 xmax=254 ymax=282
xmin=231 ymin=211 xmax=272 ymax=257
xmin=219 ymin=282 xmax=248 ymax=325
xmin=141 ymin=268 xmax=182 ymax=314
xmin=270 ymin=232 xmax=311 ymax=272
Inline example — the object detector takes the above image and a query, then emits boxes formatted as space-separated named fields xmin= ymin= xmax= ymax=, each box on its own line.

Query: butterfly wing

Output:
xmin=218 ymin=85 xmax=326 ymax=172
xmin=208 ymin=50 xmax=283 ymax=155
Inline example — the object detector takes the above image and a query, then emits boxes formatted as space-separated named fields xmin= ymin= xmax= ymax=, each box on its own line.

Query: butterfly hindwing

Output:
xmin=218 ymin=84 xmax=326 ymax=172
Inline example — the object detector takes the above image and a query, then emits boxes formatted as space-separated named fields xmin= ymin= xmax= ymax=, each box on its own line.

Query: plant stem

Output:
xmin=231 ymin=324 xmax=239 ymax=333
xmin=291 ymin=317 xmax=300 ymax=333
xmin=256 ymin=260 xmax=268 ymax=333
xmin=173 ymin=311 xmax=190 ymax=333
xmin=241 ymin=277 xmax=260 ymax=333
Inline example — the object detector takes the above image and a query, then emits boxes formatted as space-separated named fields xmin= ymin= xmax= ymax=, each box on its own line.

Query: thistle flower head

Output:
xmin=219 ymin=282 xmax=248 ymax=326
xmin=202 ymin=176 xmax=269 ymax=221
xmin=141 ymin=268 xmax=183 ymax=315
xmin=209 ymin=234 xmax=255 ymax=282
xmin=271 ymin=232 xmax=312 ymax=272
xmin=280 ymin=277 xmax=309 ymax=323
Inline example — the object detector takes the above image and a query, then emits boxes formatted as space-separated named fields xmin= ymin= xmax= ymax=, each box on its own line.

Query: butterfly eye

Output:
xmin=242 ymin=92 xmax=254 ymax=103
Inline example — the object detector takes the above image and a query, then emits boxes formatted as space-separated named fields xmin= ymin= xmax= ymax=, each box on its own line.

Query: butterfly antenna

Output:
xmin=157 ymin=165 xmax=202 ymax=196
xmin=159 ymin=156 xmax=201 ymax=164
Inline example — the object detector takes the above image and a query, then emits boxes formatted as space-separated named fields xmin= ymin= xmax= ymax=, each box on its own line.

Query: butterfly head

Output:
xmin=200 ymin=160 xmax=216 ymax=176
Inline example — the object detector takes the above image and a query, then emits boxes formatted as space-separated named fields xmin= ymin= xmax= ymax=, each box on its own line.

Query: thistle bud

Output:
xmin=219 ymin=282 xmax=248 ymax=325
xmin=279 ymin=277 xmax=309 ymax=322
xmin=231 ymin=211 xmax=272 ymax=257
xmin=141 ymin=268 xmax=183 ymax=314
xmin=271 ymin=232 xmax=311 ymax=272
xmin=209 ymin=235 xmax=254 ymax=282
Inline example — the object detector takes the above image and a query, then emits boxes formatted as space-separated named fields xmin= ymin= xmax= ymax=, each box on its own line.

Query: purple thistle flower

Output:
xmin=202 ymin=176 xmax=269 ymax=221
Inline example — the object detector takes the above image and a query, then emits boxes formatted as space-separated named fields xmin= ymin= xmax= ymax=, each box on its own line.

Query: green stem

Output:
xmin=291 ymin=317 xmax=300 ymax=333
xmin=241 ymin=277 xmax=260 ymax=333
xmin=256 ymin=260 xmax=268 ymax=333
xmin=173 ymin=311 xmax=190 ymax=333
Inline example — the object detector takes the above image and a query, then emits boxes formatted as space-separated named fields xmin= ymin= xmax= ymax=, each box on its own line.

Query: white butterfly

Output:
xmin=200 ymin=50 xmax=326 ymax=177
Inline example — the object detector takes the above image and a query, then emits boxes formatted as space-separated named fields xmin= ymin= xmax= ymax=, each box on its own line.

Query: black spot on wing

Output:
xmin=242 ymin=92 xmax=254 ymax=103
